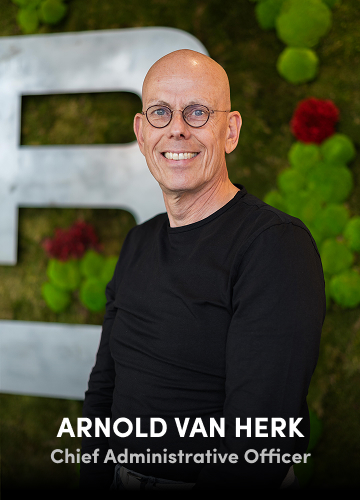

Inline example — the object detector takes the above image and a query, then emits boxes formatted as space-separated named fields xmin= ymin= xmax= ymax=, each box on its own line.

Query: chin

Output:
xmin=160 ymin=175 xmax=202 ymax=194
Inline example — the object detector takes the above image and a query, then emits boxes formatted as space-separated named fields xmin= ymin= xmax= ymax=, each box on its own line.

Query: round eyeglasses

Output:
xmin=142 ymin=104 xmax=229 ymax=128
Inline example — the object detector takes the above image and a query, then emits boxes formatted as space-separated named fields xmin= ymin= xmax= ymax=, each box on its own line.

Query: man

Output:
xmin=80 ymin=49 xmax=326 ymax=490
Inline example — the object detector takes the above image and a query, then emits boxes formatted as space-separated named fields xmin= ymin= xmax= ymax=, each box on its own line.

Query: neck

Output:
xmin=163 ymin=177 xmax=239 ymax=228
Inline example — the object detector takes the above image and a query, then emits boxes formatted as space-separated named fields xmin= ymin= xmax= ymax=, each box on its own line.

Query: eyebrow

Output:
xmin=146 ymin=99 xmax=211 ymax=108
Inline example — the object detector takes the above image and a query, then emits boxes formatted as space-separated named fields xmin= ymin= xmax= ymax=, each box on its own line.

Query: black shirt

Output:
xmin=80 ymin=185 xmax=326 ymax=489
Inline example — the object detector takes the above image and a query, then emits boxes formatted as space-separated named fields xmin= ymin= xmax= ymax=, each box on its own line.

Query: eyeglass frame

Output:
xmin=141 ymin=104 xmax=230 ymax=129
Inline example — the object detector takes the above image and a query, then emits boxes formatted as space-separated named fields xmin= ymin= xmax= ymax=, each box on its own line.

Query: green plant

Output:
xmin=79 ymin=278 xmax=108 ymax=312
xmin=276 ymin=0 xmax=332 ymax=48
xmin=255 ymin=0 xmax=285 ymax=29
xmin=293 ymin=409 xmax=322 ymax=486
xmin=288 ymin=142 xmax=321 ymax=174
xmin=251 ymin=0 xmax=340 ymax=84
xmin=263 ymin=99 xmax=358 ymax=311
xmin=41 ymin=221 xmax=117 ymax=314
xmin=79 ymin=250 xmax=106 ymax=279
xmin=264 ymin=190 xmax=288 ymax=212
xmin=12 ymin=0 xmax=68 ymax=33
xmin=39 ymin=0 xmax=67 ymax=24
xmin=41 ymin=282 xmax=71 ymax=313
xmin=16 ymin=5 xmax=40 ymax=33
xmin=277 ymin=168 xmax=306 ymax=194
xmin=47 ymin=259 xmax=81 ymax=291
xmin=78 ymin=252 xmax=117 ymax=312
xmin=329 ymin=270 xmax=360 ymax=309
xmin=321 ymin=0 xmax=341 ymax=7
xmin=311 ymin=204 xmax=349 ymax=240
xmin=276 ymin=47 xmax=319 ymax=84
xmin=101 ymin=256 xmax=118 ymax=284
xmin=324 ymin=273 xmax=331 ymax=309
xmin=320 ymin=133 xmax=356 ymax=164
xmin=282 ymin=190 xmax=307 ymax=219
xmin=343 ymin=217 xmax=360 ymax=253
xmin=296 ymin=193 xmax=323 ymax=226
xmin=307 ymin=163 xmax=353 ymax=204
xmin=320 ymin=239 xmax=353 ymax=276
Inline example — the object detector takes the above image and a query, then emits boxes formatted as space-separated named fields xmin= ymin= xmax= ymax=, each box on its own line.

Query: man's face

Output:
xmin=134 ymin=63 xmax=239 ymax=195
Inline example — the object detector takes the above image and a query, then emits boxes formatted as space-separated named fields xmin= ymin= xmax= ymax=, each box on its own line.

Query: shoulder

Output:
xmin=231 ymin=191 xmax=325 ymax=312
xmin=109 ymin=212 xmax=167 ymax=286
xmin=122 ymin=212 xmax=167 ymax=245
xmin=230 ymin=188 xmax=320 ymax=259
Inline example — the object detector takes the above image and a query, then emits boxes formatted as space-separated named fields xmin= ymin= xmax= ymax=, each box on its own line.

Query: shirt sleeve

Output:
xmin=79 ymin=264 xmax=118 ymax=489
xmin=194 ymin=221 xmax=326 ymax=489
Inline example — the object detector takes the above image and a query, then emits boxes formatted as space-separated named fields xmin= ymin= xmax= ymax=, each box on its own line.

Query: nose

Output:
xmin=166 ymin=110 xmax=191 ymax=139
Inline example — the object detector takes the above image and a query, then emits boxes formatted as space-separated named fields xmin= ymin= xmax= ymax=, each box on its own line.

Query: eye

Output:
xmin=184 ymin=105 xmax=209 ymax=120
xmin=150 ymin=106 xmax=170 ymax=116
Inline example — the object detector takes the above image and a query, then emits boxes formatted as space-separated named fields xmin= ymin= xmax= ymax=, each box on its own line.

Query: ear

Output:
xmin=225 ymin=111 xmax=242 ymax=154
xmin=134 ymin=113 xmax=145 ymax=156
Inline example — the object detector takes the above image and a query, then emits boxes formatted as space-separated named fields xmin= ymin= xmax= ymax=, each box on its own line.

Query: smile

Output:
xmin=162 ymin=152 xmax=199 ymax=160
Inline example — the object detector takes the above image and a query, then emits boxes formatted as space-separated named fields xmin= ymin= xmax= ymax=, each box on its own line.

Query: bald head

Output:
xmin=134 ymin=48 xmax=242 ymax=200
xmin=142 ymin=49 xmax=231 ymax=110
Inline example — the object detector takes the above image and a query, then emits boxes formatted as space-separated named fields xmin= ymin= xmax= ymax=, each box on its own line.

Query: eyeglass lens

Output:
xmin=146 ymin=105 xmax=210 ymax=128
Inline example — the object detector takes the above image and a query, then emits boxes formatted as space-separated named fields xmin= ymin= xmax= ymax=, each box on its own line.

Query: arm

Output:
xmin=79 ymin=266 xmax=118 ymax=489
xmin=195 ymin=222 xmax=326 ymax=489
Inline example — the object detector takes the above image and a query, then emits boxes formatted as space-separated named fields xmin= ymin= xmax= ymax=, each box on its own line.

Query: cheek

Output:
xmin=204 ymin=128 xmax=226 ymax=158
xmin=143 ymin=132 xmax=161 ymax=156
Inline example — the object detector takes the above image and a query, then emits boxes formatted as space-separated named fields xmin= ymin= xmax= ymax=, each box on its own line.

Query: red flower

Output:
xmin=290 ymin=98 xmax=339 ymax=144
xmin=42 ymin=220 xmax=101 ymax=261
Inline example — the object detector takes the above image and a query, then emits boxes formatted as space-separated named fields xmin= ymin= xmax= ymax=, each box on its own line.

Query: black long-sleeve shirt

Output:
xmin=80 ymin=185 xmax=326 ymax=489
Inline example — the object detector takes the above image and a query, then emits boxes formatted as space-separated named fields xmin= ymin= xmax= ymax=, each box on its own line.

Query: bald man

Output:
xmin=80 ymin=50 xmax=325 ymax=491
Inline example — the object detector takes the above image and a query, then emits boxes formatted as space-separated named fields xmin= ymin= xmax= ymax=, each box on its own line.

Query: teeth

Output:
xmin=164 ymin=152 xmax=198 ymax=160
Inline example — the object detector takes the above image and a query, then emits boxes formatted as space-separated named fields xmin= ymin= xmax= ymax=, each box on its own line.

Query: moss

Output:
xmin=263 ymin=189 xmax=288 ymax=212
xmin=343 ymin=216 xmax=360 ymax=252
xmin=255 ymin=0 xmax=285 ymax=30
xmin=297 ymin=193 xmax=323 ymax=225
xmin=320 ymin=133 xmax=356 ymax=164
xmin=41 ymin=281 xmax=71 ymax=312
xmin=276 ymin=0 xmax=332 ymax=48
xmin=281 ymin=189 xmax=323 ymax=224
xmin=320 ymin=238 xmax=354 ymax=275
xmin=12 ymin=0 xmax=42 ymax=7
xmin=321 ymin=0 xmax=341 ymax=7
xmin=293 ymin=455 xmax=315 ymax=487
xmin=47 ymin=259 xmax=81 ymax=291
xmin=308 ymin=409 xmax=323 ymax=451
xmin=277 ymin=168 xmax=306 ymax=194
xmin=79 ymin=250 xmax=105 ymax=279
xmin=312 ymin=203 xmax=349 ymax=239
xmin=293 ymin=407 xmax=323 ymax=487
xmin=329 ymin=270 xmax=360 ymax=308
xmin=39 ymin=0 xmax=67 ymax=25
xmin=307 ymin=162 xmax=353 ymax=203
xmin=16 ymin=7 xmax=39 ymax=33
xmin=276 ymin=47 xmax=319 ymax=84
xmin=100 ymin=256 xmax=118 ymax=284
xmin=324 ymin=273 xmax=332 ymax=309
xmin=21 ymin=92 xmax=142 ymax=146
xmin=0 ymin=393 xmax=82 ymax=490
xmin=307 ymin=223 xmax=324 ymax=249
xmin=283 ymin=190 xmax=308 ymax=219
xmin=288 ymin=141 xmax=321 ymax=174
xmin=79 ymin=278 xmax=107 ymax=312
